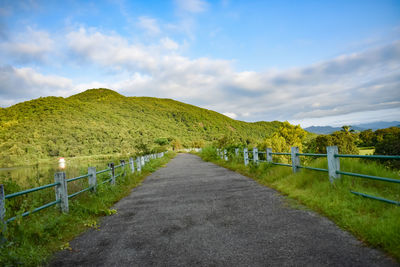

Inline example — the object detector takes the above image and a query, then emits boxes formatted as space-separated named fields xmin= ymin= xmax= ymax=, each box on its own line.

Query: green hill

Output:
xmin=0 ymin=88 xmax=284 ymax=167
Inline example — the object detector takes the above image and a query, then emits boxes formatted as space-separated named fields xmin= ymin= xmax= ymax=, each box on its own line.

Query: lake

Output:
xmin=0 ymin=155 xmax=132 ymax=190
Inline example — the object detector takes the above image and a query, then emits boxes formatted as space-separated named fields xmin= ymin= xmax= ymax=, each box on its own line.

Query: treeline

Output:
xmin=0 ymin=88 xmax=283 ymax=167
xmin=214 ymin=122 xmax=399 ymax=168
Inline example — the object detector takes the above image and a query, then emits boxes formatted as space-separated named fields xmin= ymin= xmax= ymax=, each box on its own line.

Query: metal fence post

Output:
xmin=0 ymin=184 xmax=5 ymax=224
xmin=129 ymin=157 xmax=135 ymax=173
xmin=253 ymin=147 xmax=258 ymax=164
xmin=108 ymin=163 xmax=115 ymax=185
xmin=266 ymin=148 xmax=272 ymax=163
xmin=136 ymin=157 xmax=141 ymax=172
xmin=224 ymin=149 xmax=228 ymax=161
xmin=88 ymin=167 xmax=97 ymax=192
xmin=54 ymin=172 xmax=69 ymax=213
xmin=291 ymin=147 xmax=300 ymax=173
xmin=244 ymin=148 xmax=249 ymax=166
xmin=327 ymin=146 xmax=340 ymax=183
xmin=120 ymin=160 xmax=126 ymax=177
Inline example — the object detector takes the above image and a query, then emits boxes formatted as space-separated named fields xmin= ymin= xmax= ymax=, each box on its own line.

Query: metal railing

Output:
xmin=0 ymin=152 xmax=167 ymax=224
xmin=218 ymin=146 xmax=399 ymax=206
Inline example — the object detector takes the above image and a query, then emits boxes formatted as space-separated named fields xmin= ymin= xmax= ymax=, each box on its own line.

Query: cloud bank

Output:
xmin=0 ymin=25 xmax=399 ymax=126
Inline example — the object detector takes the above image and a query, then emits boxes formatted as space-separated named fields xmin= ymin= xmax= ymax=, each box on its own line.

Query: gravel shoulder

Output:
xmin=50 ymin=153 xmax=397 ymax=266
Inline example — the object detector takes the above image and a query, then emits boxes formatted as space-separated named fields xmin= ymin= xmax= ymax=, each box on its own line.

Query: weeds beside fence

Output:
xmin=216 ymin=146 xmax=400 ymax=205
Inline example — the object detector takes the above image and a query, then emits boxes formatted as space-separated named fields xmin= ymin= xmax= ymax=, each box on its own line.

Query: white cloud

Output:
xmin=160 ymin=37 xmax=179 ymax=50
xmin=137 ymin=16 xmax=160 ymax=35
xmin=1 ymin=25 xmax=399 ymax=128
xmin=0 ymin=27 xmax=54 ymax=63
xmin=175 ymin=0 xmax=208 ymax=13
xmin=0 ymin=65 xmax=73 ymax=105
xmin=66 ymin=27 xmax=158 ymax=72
xmin=223 ymin=112 xmax=237 ymax=119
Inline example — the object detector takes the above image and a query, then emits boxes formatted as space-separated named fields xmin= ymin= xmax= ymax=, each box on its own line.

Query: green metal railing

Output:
xmin=271 ymin=162 xmax=292 ymax=167
xmin=297 ymin=165 xmax=328 ymax=173
xmin=1 ymin=151 xmax=167 ymax=224
xmin=336 ymin=154 xmax=400 ymax=159
xmin=5 ymin=182 xmax=60 ymax=200
xmin=229 ymin=147 xmax=399 ymax=206
xmin=66 ymin=173 xmax=91 ymax=183
xmin=270 ymin=152 xmax=291 ymax=155
xmin=6 ymin=200 xmax=61 ymax=223
xmin=3 ymin=165 xmax=116 ymax=224
xmin=297 ymin=153 xmax=326 ymax=157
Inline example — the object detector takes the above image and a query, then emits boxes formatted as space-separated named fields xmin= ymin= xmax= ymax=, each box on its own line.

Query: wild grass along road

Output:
xmin=50 ymin=153 xmax=396 ymax=266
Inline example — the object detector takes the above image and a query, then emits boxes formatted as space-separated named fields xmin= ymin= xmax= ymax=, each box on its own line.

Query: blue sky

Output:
xmin=0 ymin=0 xmax=399 ymax=127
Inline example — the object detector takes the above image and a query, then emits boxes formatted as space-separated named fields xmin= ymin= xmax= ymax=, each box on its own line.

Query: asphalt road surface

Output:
xmin=50 ymin=153 xmax=397 ymax=266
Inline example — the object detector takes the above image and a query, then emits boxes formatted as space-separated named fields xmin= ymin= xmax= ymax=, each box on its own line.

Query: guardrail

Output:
xmin=216 ymin=147 xmax=399 ymax=206
xmin=0 ymin=152 xmax=166 ymax=224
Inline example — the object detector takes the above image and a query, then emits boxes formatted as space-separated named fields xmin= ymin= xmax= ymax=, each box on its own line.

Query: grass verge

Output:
xmin=199 ymin=146 xmax=400 ymax=261
xmin=0 ymin=152 xmax=176 ymax=266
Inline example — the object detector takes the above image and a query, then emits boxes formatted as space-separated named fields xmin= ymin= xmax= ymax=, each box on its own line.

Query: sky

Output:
xmin=0 ymin=0 xmax=399 ymax=127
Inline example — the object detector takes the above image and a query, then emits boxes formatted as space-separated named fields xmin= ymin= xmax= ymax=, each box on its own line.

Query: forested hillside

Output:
xmin=0 ymin=88 xmax=283 ymax=166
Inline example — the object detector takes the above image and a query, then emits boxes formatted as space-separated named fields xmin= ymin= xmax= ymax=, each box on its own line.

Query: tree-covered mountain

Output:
xmin=0 ymin=88 xmax=283 ymax=166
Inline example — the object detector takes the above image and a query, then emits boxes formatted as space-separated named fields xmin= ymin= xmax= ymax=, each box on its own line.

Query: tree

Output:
xmin=374 ymin=127 xmax=400 ymax=168
xmin=359 ymin=129 xmax=374 ymax=147
xmin=171 ymin=139 xmax=182 ymax=151
xmin=341 ymin=125 xmax=351 ymax=134
xmin=261 ymin=122 xmax=307 ymax=162
xmin=306 ymin=131 xmax=358 ymax=154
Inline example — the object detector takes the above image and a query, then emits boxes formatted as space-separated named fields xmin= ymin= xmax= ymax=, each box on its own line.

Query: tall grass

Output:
xmin=0 ymin=152 xmax=176 ymax=266
xmin=200 ymin=147 xmax=400 ymax=261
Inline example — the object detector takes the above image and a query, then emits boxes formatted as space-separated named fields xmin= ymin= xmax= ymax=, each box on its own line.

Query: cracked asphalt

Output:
xmin=50 ymin=153 xmax=397 ymax=266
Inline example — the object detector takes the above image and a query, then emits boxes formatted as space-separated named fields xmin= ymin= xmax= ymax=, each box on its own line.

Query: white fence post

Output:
xmin=291 ymin=147 xmax=300 ymax=173
xmin=129 ymin=157 xmax=135 ymax=173
xmin=224 ymin=149 xmax=228 ymax=161
xmin=253 ymin=147 xmax=258 ymax=164
xmin=88 ymin=167 xmax=97 ymax=192
xmin=141 ymin=156 xmax=145 ymax=166
xmin=136 ymin=157 xmax=141 ymax=172
xmin=54 ymin=172 xmax=69 ymax=213
xmin=327 ymin=146 xmax=340 ymax=183
xmin=120 ymin=160 xmax=126 ymax=177
xmin=235 ymin=148 xmax=239 ymax=156
xmin=244 ymin=148 xmax=249 ymax=166
xmin=266 ymin=148 xmax=272 ymax=163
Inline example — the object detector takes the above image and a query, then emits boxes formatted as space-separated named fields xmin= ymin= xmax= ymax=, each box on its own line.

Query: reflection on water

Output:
xmin=59 ymin=157 xmax=66 ymax=170
xmin=0 ymin=156 xmax=129 ymax=189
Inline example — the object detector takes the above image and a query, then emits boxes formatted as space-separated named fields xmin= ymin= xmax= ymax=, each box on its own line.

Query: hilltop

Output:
xmin=0 ymin=88 xmax=284 ymax=166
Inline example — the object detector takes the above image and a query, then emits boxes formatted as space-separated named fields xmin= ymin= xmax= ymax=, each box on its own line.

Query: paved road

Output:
xmin=50 ymin=154 xmax=396 ymax=266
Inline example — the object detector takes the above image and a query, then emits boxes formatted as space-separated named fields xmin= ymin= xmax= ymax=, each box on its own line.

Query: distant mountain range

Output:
xmin=305 ymin=121 xmax=400 ymax=134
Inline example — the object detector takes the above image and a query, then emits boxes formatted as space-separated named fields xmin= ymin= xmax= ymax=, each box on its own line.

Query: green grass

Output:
xmin=0 ymin=152 xmax=176 ymax=266
xmin=358 ymin=147 xmax=375 ymax=155
xmin=199 ymin=147 xmax=400 ymax=261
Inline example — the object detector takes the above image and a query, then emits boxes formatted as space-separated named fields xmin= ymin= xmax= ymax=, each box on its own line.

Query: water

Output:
xmin=0 ymin=156 xmax=130 ymax=190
